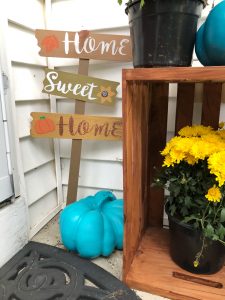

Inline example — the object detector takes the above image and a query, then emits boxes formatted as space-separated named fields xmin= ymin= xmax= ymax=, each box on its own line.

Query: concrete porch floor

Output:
xmin=32 ymin=215 xmax=168 ymax=300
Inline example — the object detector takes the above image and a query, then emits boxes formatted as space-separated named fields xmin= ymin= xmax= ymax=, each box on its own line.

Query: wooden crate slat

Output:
xmin=201 ymin=83 xmax=222 ymax=129
xmin=122 ymin=79 xmax=152 ymax=278
xmin=122 ymin=80 xmax=134 ymax=278
xmin=175 ymin=83 xmax=195 ymax=134
xmin=141 ymin=81 xmax=152 ymax=231
xmin=122 ymin=80 xmax=140 ymax=278
xmin=124 ymin=67 xmax=225 ymax=82
xmin=148 ymin=82 xmax=169 ymax=227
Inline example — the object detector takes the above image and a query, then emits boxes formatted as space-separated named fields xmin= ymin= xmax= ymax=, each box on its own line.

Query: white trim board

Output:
xmin=0 ymin=197 xmax=28 ymax=268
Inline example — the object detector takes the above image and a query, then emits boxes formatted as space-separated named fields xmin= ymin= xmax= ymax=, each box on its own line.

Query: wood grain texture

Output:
xmin=42 ymin=68 xmax=119 ymax=105
xmin=125 ymin=228 xmax=225 ymax=300
xmin=175 ymin=83 xmax=195 ymax=134
xmin=122 ymin=67 xmax=225 ymax=298
xmin=30 ymin=112 xmax=122 ymax=140
xmin=35 ymin=29 xmax=132 ymax=61
xmin=148 ymin=83 xmax=169 ymax=226
xmin=67 ymin=59 xmax=88 ymax=205
xmin=172 ymin=272 xmax=223 ymax=289
xmin=201 ymin=83 xmax=222 ymax=129
xmin=124 ymin=67 xmax=225 ymax=82
xmin=122 ymin=79 xmax=152 ymax=279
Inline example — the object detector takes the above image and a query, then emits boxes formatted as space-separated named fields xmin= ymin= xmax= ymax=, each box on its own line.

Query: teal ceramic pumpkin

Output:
xmin=59 ymin=191 xmax=124 ymax=258
xmin=195 ymin=24 xmax=211 ymax=66
xmin=195 ymin=0 xmax=225 ymax=66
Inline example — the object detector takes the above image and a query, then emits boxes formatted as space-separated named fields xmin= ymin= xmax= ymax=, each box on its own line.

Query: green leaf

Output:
xmin=184 ymin=196 xmax=191 ymax=207
xmin=208 ymin=207 xmax=213 ymax=215
xmin=212 ymin=234 xmax=219 ymax=241
xmin=180 ymin=207 xmax=188 ymax=216
xmin=170 ymin=204 xmax=176 ymax=216
xmin=170 ymin=178 xmax=177 ymax=182
xmin=220 ymin=208 xmax=225 ymax=223
xmin=193 ymin=221 xmax=200 ymax=229
xmin=118 ymin=0 xmax=122 ymax=4
xmin=183 ymin=215 xmax=197 ymax=223
xmin=190 ymin=185 xmax=196 ymax=192
xmin=204 ymin=224 xmax=214 ymax=238
xmin=216 ymin=225 xmax=225 ymax=240
xmin=173 ymin=186 xmax=181 ymax=197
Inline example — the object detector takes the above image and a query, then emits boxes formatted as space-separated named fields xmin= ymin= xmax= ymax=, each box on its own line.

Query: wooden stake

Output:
xmin=66 ymin=58 xmax=89 ymax=205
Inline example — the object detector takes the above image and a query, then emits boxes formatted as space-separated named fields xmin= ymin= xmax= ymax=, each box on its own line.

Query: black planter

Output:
xmin=167 ymin=212 xmax=225 ymax=274
xmin=126 ymin=0 xmax=205 ymax=67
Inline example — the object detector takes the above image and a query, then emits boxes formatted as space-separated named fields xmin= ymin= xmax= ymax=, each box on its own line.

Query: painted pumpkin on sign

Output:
xmin=59 ymin=191 xmax=124 ymax=258
xmin=35 ymin=116 xmax=55 ymax=134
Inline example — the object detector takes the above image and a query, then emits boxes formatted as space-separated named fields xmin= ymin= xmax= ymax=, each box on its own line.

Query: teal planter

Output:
xmin=59 ymin=191 xmax=124 ymax=258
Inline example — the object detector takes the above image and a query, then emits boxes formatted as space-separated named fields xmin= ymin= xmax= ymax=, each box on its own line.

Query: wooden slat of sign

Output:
xmin=175 ymin=83 xmax=195 ymax=135
xmin=42 ymin=68 xmax=119 ymax=106
xmin=148 ymin=83 xmax=169 ymax=227
xmin=201 ymin=83 xmax=223 ymax=129
xmin=67 ymin=59 xmax=88 ymax=205
xmin=35 ymin=29 xmax=132 ymax=61
xmin=30 ymin=112 xmax=122 ymax=141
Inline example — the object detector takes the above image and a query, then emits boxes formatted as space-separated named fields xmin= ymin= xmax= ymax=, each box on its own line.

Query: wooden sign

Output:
xmin=35 ymin=29 xmax=132 ymax=61
xmin=31 ymin=112 xmax=122 ymax=141
xmin=42 ymin=68 xmax=119 ymax=105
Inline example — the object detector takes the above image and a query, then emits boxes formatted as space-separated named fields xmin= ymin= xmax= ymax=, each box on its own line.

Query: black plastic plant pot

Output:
xmin=167 ymin=212 xmax=225 ymax=274
xmin=126 ymin=0 xmax=204 ymax=67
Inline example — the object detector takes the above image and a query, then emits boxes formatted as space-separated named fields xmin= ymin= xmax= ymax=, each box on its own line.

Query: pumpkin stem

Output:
xmin=40 ymin=116 xmax=46 ymax=120
xmin=94 ymin=191 xmax=116 ymax=208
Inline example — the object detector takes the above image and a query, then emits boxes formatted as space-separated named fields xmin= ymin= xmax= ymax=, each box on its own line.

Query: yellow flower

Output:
xmin=161 ymin=136 xmax=182 ymax=156
xmin=208 ymin=151 xmax=225 ymax=186
xmin=203 ymin=133 xmax=223 ymax=144
xmin=217 ymin=129 xmax=225 ymax=140
xmin=161 ymin=137 xmax=197 ymax=165
xmin=193 ymin=260 xmax=199 ymax=268
xmin=178 ymin=125 xmax=213 ymax=137
xmin=97 ymin=86 xmax=115 ymax=104
xmin=185 ymin=154 xmax=197 ymax=165
xmin=161 ymin=125 xmax=225 ymax=189
xmin=219 ymin=122 xmax=225 ymax=129
xmin=178 ymin=126 xmax=194 ymax=137
xmin=169 ymin=149 xmax=185 ymax=163
xmin=190 ymin=140 xmax=219 ymax=160
xmin=163 ymin=155 xmax=174 ymax=167
xmin=205 ymin=185 xmax=221 ymax=202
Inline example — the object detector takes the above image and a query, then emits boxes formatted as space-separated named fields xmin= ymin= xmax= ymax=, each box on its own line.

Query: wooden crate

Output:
xmin=122 ymin=67 xmax=225 ymax=300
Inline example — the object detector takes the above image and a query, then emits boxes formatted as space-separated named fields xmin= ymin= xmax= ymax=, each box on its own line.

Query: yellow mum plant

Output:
xmin=156 ymin=124 xmax=225 ymax=267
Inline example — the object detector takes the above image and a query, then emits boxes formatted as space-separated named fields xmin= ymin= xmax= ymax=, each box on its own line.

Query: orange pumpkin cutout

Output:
xmin=41 ymin=35 xmax=59 ymax=52
xmin=35 ymin=116 xmax=55 ymax=134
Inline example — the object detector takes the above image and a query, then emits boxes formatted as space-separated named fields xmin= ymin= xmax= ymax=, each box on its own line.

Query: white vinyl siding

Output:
xmin=5 ymin=0 xmax=63 ymax=237
xmin=0 ymin=3 xmax=29 ymax=267
xmin=0 ymin=89 xmax=13 ymax=202
xmin=0 ymin=197 xmax=28 ymax=267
